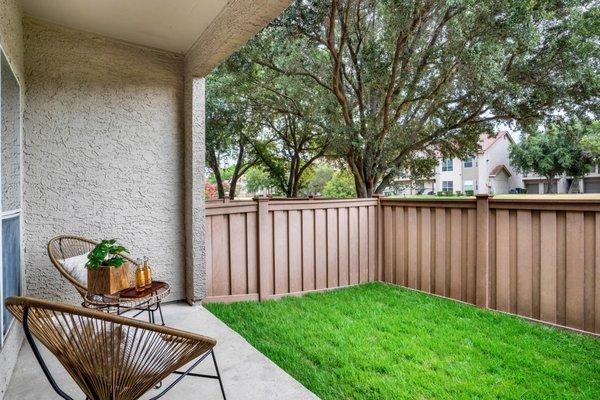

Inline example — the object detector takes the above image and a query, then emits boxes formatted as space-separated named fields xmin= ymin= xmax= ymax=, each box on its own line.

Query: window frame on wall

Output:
xmin=463 ymin=180 xmax=474 ymax=191
xmin=0 ymin=46 xmax=23 ymax=348
xmin=442 ymin=181 xmax=453 ymax=192
xmin=441 ymin=159 xmax=453 ymax=172
xmin=463 ymin=156 xmax=476 ymax=168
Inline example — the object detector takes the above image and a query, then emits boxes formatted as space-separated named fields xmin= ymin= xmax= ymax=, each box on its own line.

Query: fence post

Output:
xmin=372 ymin=194 xmax=384 ymax=282
xmin=255 ymin=195 xmax=271 ymax=301
xmin=475 ymin=194 xmax=490 ymax=308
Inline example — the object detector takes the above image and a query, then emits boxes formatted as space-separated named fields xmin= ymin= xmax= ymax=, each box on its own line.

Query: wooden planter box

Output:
xmin=87 ymin=261 xmax=130 ymax=295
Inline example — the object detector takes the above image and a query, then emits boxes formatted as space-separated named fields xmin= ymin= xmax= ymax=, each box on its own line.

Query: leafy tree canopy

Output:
xmin=510 ymin=119 xmax=597 ymax=192
xmin=247 ymin=0 xmax=599 ymax=196
xmin=323 ymin=170 xmax=357 ymax=198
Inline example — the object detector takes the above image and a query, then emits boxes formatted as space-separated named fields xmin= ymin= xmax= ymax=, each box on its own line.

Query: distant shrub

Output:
xmin=465 ymin=190 xmax=475 ymax=196
xmin=455 ymin=191 xmax=463 ymax=196
xmin=437 ymin=191 xmax=445 ymax=197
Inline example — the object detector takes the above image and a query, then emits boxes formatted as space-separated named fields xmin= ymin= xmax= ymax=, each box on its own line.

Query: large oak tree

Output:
xmin=251 ymin=0 xmax=599 ymax=196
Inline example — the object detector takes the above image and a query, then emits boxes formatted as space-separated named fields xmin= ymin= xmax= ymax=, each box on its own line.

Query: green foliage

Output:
xmin=510 ymin=120 xmax=597 ymax=192
xmin=581 ymin=121 xmax=600 ymax=162
xmin=244 ymin=166 xmax=283 ymax=196
xmin=248 ymin=0 xmax=599 ymax=196
xmin=206 ymin=62 xmax=259 ymax=199
xmin=303 ymin=164 xmax=334 ymax=196
xmin=322 ymin=170 xmax=356 ymax=198
xmin=86 ymin=239 xmax=129 ymax=270
xmin=207 ymin=166 xmax=237 ymax=185
xmin=207 ymin=283 xmax=600 ymax=400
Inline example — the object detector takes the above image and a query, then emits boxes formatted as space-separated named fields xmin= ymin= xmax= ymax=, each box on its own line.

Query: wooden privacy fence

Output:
xmin=205 ymin=197 xmax=378 ymax=303
xmin=206 ymin=195 xmax=600 ymax=334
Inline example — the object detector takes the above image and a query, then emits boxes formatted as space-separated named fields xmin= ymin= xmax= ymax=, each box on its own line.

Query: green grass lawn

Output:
xmin=205 ymin=283 xmax=600 ymax=400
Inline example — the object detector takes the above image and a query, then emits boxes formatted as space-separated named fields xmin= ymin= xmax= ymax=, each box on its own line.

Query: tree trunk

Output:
xmin=229 ymin=176 xmax=238 ymax=200
xmin=207 ymin=148 xmax=225 ymax=198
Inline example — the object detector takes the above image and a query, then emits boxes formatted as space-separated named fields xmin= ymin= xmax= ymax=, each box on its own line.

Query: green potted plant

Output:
xmin=86 ymin=239 xmax=131 ymax=295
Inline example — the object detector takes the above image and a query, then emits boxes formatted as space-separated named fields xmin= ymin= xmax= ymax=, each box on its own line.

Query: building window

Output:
xmin=442 ymin=181 xmax=453 ymax=192
xmin=463 ymin=157 xmax=476 ymax=168
xmin=464 ymin=180 xmax=474 ymax=191
xmin=442 ymin=159 xmax=453 ymax=172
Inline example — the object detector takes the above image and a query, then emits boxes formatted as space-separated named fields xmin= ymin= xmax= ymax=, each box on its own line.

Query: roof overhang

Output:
xmin=489 ymin=165 xmax=512 ymax=178
xmin=21 ymin=0 xmax=292 ymax=77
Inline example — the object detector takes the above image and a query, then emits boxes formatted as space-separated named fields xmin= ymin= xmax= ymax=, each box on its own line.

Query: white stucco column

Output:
xmin=184 ymin=74 xmax=206 ymax=303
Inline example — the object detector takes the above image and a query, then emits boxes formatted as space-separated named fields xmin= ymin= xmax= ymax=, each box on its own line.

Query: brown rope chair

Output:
xmin=47 ymin=235 xmax=166 ymax=324
xmin=5 ymin=296 xmax=227 ymax=400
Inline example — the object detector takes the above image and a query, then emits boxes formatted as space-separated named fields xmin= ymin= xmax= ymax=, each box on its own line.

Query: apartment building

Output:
xmin=395 ymin=131 xmax=523 ymax=195
xmin=522 ymin=165 xmax=600 ymax=193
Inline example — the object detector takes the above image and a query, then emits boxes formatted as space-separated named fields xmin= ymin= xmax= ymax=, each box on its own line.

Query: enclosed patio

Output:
xmin=0 ymin=1 xmax=599 ymax=399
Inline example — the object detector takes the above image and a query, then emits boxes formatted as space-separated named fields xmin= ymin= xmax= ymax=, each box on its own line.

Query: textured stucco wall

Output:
xmin=23 ymin=18 xmax=186 ymax=304
xmin=183 ymin=75 xmax=206 ymax=302
xmin=0 ymin=1 xmax=23 ymax=398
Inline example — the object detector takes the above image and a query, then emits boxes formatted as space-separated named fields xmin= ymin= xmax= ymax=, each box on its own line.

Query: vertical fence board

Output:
xmin=488 ymin=210 xmax=499 ymax=310
xmin=434 ymin=208 xmax=446 ymax=296
xmin=596 ymin=213 xmax=600 ymax=334
xmin=274 ymin=211 xmax=289 ymax=295
xmin=349 ymin=207 xmax=359 ymax=285
xmin=338 ymin=208 xmax=349 ymax=287
xmin=288 ymin=210 xmax=302 ymax=293
xmin=532 ymin=211 xmax=541 ymax=320
xmin=327 ymin=209 xmax=339 ymax=288
xmin=509 ymin=211 xmax=518 ymax=314
xmin=229 ymin=213 xmax=248 ymax=295
xmin=368 ymin=206 xmax=376 ymax=282
xmin=584 ymin=212 xmax=595 ymax=332
xmin=301 ymin=210 xmax=315 ymax=291
xmin=495 ymin=210 xmax=510 ymax=312
xmin=205 ymin=217 xmax=213 ymax=296
xmin=539 ymin=211 xmax=557 ymax=323
xmin=359 ymin=207 xmax=369 ymax=283
xmin=246 ymin=213 xmax=258 ymax=294
xmin=407 ymin=207 xmax=418 ymax=289
xmin=315 ymin=209 xmax=327 ymax=290
xmin=516 ymin=210 xmax=533 ymax=317
xmin=556 ymin=212 xmax=567 ymax=325
xmin=460 ymin=210 xmax=468 ymax=302
xmin=566 ymin=212 xmax=585 ymax=330
xmin=212 ymin=214 xmax=230 ymax=296
xmin=420 ymin=208 xmax=431 ymax=292
xmin=384 ymin=206 xmax=394 ymax=283
xmin=450 ymin=208 xmax=462 ymax=300
xmin=394 ymin=207 xmax=406 ymax=286
xmin=467 ymin=209 xmax=477 ymax=304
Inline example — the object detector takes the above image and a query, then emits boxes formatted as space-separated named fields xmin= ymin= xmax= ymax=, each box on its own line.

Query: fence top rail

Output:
xmin=489 ymin=197 xmax=600 ymax=211
xmin=266 ymin=197 xmax=378 ymax=205
xmin=206 ymin=200 xmax=257 ymax=208
xmin=380 ymin=198 xmax=477 ymax=208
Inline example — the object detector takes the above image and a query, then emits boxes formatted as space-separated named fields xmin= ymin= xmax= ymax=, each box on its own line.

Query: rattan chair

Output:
xmin=47 ymin=235 xmax=166 ymax=324
xmin=5 ymin=296 xmax=227 ymax=400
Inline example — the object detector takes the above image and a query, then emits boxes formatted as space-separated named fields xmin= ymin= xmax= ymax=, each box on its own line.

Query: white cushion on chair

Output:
xmin=59 ymin=253 xmax=89 ymax=286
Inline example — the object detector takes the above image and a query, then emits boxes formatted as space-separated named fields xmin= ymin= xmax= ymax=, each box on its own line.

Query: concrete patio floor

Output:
xmin=5 ymin=302 xmax=319 ymax=400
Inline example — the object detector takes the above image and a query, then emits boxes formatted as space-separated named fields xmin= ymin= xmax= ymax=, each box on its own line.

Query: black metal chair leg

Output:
xmin=157 ymin=302 xmax=165 ymax=326
xmin=212 ymin=349 xmax=227 ymax=400
xmin=148 ymin=304 xmax=154 ymax=324
xmin=23 ymin=306 xmax=74 ymax=400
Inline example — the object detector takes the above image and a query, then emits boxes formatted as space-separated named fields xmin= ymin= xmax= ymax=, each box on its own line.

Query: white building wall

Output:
xmin=479 ymin=134 xmax=523 ymax=193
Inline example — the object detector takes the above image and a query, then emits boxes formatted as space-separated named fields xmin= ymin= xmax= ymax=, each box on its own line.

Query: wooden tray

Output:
xmin=119 ymin=281 xmax=167 ymax=298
